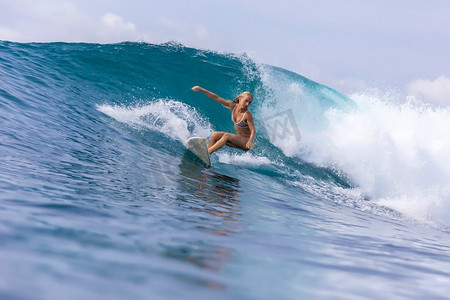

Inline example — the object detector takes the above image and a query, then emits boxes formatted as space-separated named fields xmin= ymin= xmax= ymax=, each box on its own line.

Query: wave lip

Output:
xmin=97 ymin=99 xmax=212 ymax=143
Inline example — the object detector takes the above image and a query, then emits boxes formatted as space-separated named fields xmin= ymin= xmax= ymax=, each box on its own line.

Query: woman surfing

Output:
xmin=192 ymin=86 xmax=256 ymax=155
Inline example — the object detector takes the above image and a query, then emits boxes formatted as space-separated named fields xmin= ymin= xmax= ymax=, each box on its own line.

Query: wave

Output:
xmin=1 ymin=41 xmax=449 ymax=227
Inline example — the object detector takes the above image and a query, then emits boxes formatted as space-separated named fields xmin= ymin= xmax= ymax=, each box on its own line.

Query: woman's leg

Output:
xmin=208 ymin=132 xmax=226 ymax=149
xmin=208 ymin=132 xmax=249 ymax=154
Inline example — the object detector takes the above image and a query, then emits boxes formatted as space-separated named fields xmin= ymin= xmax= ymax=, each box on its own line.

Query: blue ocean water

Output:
xmin=1 ymin=41 xmax=450 ymax=299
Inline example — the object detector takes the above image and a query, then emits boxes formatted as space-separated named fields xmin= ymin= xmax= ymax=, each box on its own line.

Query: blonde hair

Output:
xmin=233 ymin=91 xmax=253 ymax=104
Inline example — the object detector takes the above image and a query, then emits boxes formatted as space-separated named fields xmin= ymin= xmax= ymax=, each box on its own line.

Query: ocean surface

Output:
xmin=1 ymin=41 xmax=450 ymax=299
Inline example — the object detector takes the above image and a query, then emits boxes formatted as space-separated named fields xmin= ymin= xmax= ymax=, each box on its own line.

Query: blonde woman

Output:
xmin=192 ymin=86 xmax=256 ymax=154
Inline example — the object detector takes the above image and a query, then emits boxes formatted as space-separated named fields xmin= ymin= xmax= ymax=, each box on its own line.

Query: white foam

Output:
xmin=97 ymin=99 xmax=212 ymax=143
xmin=217 ymin=152 xmax=272 ymax=166
xmin=302 ymin=91 xmax=450 ymax=226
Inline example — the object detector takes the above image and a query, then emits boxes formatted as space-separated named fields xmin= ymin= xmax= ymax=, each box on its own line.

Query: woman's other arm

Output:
xmin=245 ymin=112 xmax=256 ymax=150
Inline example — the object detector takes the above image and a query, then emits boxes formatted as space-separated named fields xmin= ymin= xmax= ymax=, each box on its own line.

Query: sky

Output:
xmin=1 ymin=0 xmax=449 ymax=105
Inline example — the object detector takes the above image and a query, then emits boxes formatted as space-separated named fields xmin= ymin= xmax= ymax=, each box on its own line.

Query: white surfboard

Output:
xmin=185 ymin=137 xmax=211 ymax=167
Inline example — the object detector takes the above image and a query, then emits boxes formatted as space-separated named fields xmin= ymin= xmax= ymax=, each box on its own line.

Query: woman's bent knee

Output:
xmin=211 ymin=132 xmax=223 ymax=139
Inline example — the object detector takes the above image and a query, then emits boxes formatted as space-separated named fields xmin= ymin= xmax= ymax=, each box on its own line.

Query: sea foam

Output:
xmin=318 ymin=92 xmax=450 ymax=226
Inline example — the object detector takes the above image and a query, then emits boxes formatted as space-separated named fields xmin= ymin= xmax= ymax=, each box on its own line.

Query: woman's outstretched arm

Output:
xmin=192 ymin=86 xmax=233 ymax=108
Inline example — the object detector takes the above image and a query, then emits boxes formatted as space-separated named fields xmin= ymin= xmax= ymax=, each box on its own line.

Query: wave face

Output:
xmin=1 ymin=41 xmax=450 ymax=299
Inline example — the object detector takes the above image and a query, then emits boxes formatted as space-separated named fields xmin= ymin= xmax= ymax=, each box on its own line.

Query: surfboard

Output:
xmin=185 ymin=137 xmax=211 ymax=167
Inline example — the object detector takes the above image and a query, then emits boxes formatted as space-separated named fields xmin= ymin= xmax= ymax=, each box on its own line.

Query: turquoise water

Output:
xmin=1 ymin=41 xmax=450 ymax=299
